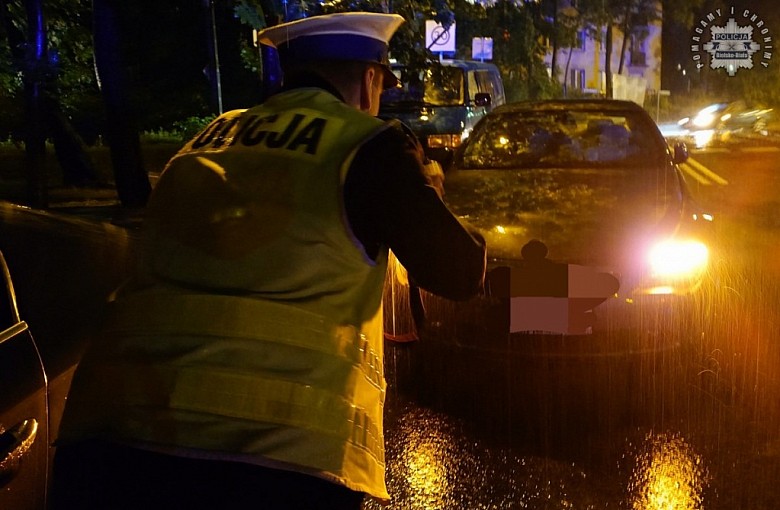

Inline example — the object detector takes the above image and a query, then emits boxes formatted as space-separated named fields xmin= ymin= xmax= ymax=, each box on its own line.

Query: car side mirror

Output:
xmin=474 ymin=93 xmax=492 ymax=108
xmin=672 ymin=141 xmax=689 ymax=164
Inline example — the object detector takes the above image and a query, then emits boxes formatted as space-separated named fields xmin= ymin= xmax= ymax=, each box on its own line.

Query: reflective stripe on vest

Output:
xmin=73 ymin=290 xmax=389 ymax=497
xmin=89 ymin=363 xmax=385 ymax=464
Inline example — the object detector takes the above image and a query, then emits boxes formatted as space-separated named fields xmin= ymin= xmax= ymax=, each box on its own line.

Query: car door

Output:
xmin=0 ymin=249 xmax=48 ymax=509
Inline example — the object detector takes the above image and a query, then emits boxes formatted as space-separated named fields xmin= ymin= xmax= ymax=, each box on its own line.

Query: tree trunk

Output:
xmin=563 ymin=46 xmax=573 ymax=97
xmin=47 ymin=104 xmax=102 ymax=187
xmin=618 ymin=31 xmax=629 ymax=75
xmin=604 ymin=22 xmax=613 ymax=98
xmin=23 ymin=0 xmax=47 ymax=207
xmin=92 ymin=0 xmax=151 ymax=210
xmin=550 ymin=0 xmax=558 ymax=81
xmin=618 ymin=0 xmax=632 ymax=74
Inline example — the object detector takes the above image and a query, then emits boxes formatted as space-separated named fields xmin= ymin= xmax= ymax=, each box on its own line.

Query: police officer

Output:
xmin=52 ymin=12 xmax=486 ymax=509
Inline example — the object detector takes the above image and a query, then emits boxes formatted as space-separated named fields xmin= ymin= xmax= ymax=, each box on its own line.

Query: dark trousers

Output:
xmin=50 ymin=440 xmax=366 ymax=509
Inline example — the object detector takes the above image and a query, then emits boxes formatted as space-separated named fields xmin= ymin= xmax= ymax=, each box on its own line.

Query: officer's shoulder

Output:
xmin=377 ymin=118 xmax=421 ymax=147
xmin=219 ymin=108 xmax=249 ymax=119
xmin=378 ymin=117 xmax=415 ymax=137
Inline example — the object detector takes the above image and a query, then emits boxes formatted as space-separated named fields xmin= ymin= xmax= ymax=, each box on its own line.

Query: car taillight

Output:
xmin=427 ymin=134 xmax=462 ymax=149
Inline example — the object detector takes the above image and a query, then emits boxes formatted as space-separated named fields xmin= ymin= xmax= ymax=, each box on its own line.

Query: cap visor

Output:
xmin=381 ymin=65 xmax=399 ymax=89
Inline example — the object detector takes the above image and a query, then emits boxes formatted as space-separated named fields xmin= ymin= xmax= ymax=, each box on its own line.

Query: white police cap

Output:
xmin=257 ymin=12 xmax=405 ymax=88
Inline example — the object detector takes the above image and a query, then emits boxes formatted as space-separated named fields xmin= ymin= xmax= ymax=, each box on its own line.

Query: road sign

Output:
xmin=472 ymin=37 xmax=493 ymax=60
xmin=426 ymin=20 xmax=456 ymax=53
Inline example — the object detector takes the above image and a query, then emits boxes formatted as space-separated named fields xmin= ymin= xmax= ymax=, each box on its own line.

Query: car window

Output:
xmin=472 ymin=70 xmax=502 ymax=105
xmin=460 ymin=110 xmax=664 ymax=169
xmin=382 ymin=67 xmax=425 ymax=104
xmin=467 ymin=71 xmax=479 ymax=102
xmin=423 ymin=66 xmax=464 ymax=106
xmin=381 ymin=65 xmax=465 ymax=107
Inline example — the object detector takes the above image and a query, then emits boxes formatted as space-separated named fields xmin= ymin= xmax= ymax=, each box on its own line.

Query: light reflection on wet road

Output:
xmin=365 ymin=385 xmax=717 ymax=509
xmin=626 ymin=432 xmax=707 ymax=510
xmin=367 ymin=372 xmax=780 ymax=509
xmin=367 ymin=397 xmax=608 ymax=509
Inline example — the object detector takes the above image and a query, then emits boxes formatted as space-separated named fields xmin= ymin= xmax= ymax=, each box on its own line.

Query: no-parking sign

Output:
xmin=425 ymin=20 xmax=456 ymax=53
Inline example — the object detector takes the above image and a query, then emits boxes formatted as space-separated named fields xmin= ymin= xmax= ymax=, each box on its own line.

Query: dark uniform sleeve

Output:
xmin=343 ymin=121 xmax=486 ymax=301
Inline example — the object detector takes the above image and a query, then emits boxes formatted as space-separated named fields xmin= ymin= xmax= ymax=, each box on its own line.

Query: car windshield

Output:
xmin=459 ymin=109 xmax=664 ymax=169
xmin=381 ymin=66 xmax=465 ymax=107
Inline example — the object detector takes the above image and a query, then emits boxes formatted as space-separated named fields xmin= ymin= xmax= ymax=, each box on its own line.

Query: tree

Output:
xmin=0 ymin=0 xmax=292 ymax=212
xmin=573 ymin=0 xmax=664 ymax=97
xmin=576 ymin=0 xmax=616 ymax=96
xmin=91 ymin=0 xmax=151 ymax=211
xmin=536 ymin=0 xmax=581 ymax=96
xmin=450 ymin=0 xmax=557 ymax=101
xmin=0 ymin=0 xmax=103 ymax=207
xmin=615 ymin=0 xmax=660 ymax=75
xmin=90 ymin=0 xmax=270 ymax=212
xmin=18 ymin=0 xmax=47 ymax=207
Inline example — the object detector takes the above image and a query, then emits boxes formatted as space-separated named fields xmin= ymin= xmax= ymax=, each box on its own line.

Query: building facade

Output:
xmin=544 ymin=0 xmax=662 ymax=102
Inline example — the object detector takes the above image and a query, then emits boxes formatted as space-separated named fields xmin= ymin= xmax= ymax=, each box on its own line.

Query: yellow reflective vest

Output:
xmin=60 ymin=88 xmax=392 ymax=499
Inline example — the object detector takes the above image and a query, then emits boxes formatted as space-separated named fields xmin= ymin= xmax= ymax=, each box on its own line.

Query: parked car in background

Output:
xmin=379 ymin=59 xmax=505 ymax=165
xmin=676 ymin=100 xmax=775 ymax=148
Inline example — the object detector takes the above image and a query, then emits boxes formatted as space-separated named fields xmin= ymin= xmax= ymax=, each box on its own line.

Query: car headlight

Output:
xmin=648 ymin=239 xmax=709 ymax=279
xmin=692 ymin=112 xmax=715 ymax=128
xmin=692 ymin=104 xmax=722 ymax=128
xmin=693 ymin=129 xmax=714 ymax=148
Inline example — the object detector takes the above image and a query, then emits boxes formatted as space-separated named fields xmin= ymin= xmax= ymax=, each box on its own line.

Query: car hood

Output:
xmin=444 ymin=165 xmax=683 ymax=273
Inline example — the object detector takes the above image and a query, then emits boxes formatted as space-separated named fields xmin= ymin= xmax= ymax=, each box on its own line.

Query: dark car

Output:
xmin=384 ymin=99 xmax=715 ymax=439
xmin=0 ymin=203 xmax=136 ymax=508
xmin=386 ymin=99 xmax=712 ymax=375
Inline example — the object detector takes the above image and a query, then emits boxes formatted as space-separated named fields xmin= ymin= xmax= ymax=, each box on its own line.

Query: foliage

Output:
xmin=139 ymin=129 xmax=186 ymax=145
xmin=172 ymin=114 xmax=218 ymax=141
xmin=575 ymin=0 xmax=661 ymax=72
xmin=661 ymin=0 xmax=706 ymax=28
xmin=0 ymin=0 xmax=99 ymax=140
xmin=451 ymin=0 xmax=557 ymax=101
